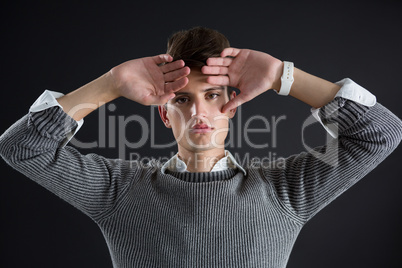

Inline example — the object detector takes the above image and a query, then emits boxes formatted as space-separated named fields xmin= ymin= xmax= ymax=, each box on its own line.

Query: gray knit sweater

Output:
xmin=0 ymin=97 xmax=401 ymax=268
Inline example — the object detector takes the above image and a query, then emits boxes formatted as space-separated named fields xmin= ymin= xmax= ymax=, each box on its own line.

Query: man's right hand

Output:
xmin=110 ymin=54 xmax=190 ymax=106
xmin=57 ymin=54 xmax=190 ymax=121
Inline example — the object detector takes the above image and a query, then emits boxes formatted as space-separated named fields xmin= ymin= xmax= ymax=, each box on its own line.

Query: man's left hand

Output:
xmin=202 ymin=47 xmax=283 ymax=113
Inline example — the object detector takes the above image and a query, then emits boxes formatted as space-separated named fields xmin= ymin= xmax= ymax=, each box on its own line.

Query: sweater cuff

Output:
xmin=29 ymin=90 xmax=83 ymax=146
xmin=29 ymin=106 xmax=79 ymax=147
xmin=313 ymin=97 xmax=371 ymax=138
xmin=311 ymin=79 xmax=375 ymax=138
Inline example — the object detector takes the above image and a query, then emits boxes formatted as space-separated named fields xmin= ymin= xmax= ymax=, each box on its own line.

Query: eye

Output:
xmin=175 ymin=97 xmax=189 ymax=104
xmin=207 ymin=93 xmax=220 ymax=99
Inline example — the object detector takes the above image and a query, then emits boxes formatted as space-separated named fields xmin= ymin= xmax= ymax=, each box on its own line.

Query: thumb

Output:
xmin=153 ymin=54 xmax=173 ymax=65
xmin=155 ymin=92 xmax=176 ymax=105
xmin=222 ymin=95 xmax=247 ymax=113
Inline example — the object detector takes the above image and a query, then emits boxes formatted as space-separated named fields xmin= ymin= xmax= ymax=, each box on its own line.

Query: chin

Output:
xmin=187 ymin=141 xmax=225 ymax=152
xmin=178 ymin=131 xmax=226 ymax=151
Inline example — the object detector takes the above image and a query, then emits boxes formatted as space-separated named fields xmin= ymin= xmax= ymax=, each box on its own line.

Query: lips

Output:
xmin=192 ymin=124 xmax=210 ymax=129
xmin=190 ymin=123 xmax=213 ymax=133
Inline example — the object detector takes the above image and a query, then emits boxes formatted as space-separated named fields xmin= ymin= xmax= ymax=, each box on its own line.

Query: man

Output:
xmin=0 ymin=27 xmax=401 ymax=267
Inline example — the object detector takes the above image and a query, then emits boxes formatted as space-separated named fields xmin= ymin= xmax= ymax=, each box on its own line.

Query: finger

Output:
xmin=160 ymin=59 xmax=185 ymax=73
xmin=164 ymin=66 xmax=190 ymax=82
xmin=206 ymin=75 xmax=230 ymax=86
xmin=201 ymin=66 xmax=229 ymax=75
xmin=221 ymin=47 xmax=241 ymax=58
xmin=153 ymin=54 xmax=173 ymax=65
xmin=206 ymin=57 xmax=233 ymax=66
xmin=221 ymin=95 xmax=248 ymax=113
xmin=165 ymin=77 xmax=189 ymax=92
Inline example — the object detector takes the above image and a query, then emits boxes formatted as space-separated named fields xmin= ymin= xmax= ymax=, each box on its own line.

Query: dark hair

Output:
xmin=167 ymin=26 xmax=230 ymax=68
xmin=166 ymin=26 xmax=233 ymax=99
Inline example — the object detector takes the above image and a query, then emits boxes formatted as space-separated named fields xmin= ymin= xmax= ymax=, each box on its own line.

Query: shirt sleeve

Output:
xmin=29 ymin=90 xmax=84 ymax=146
xmin=262 ymin=80 xmax=402 ymax=223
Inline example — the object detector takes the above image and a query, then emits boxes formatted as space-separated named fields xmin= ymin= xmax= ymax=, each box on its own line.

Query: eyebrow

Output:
xmin=174 ymin=86 xmax=225 ymax=96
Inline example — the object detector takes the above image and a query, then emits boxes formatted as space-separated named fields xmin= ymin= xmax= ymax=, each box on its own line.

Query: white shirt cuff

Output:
xmin=333 ymin=78 xmax=376 ymax=106
xmin=311 ymin=78 xmax=377 ymax=138
xmin=29 ymin=90 xmax=84 ymax=140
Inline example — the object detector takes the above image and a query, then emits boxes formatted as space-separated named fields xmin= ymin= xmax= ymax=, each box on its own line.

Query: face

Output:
xmin=159 ymin=69 xmax=236 ymax=153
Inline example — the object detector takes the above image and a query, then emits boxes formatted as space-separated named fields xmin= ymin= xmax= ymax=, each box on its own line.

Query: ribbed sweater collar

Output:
xmin=165 ymin=169 xmax=238 ymax=183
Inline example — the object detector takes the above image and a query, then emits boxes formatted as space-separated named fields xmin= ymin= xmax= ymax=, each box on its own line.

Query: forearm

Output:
xmin=57 ymin=71 xmax=119 ymax=121
xmin=282 ymin=67 xmax=341 ymax=108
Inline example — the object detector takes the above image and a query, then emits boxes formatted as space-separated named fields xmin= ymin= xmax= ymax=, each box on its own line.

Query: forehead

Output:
xmin=176 ymin=69 xmax=224 ymax=94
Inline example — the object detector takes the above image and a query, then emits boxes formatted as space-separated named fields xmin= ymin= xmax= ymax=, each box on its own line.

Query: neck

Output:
xmin=177 ymin=147 xmax=226 ymax=172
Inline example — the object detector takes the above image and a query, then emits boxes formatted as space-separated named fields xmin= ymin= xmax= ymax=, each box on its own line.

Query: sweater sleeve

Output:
xmin=0 ymin=106 xmax=140 ymax=219
xmin=262 ymin=95 xmax=402 ymax=223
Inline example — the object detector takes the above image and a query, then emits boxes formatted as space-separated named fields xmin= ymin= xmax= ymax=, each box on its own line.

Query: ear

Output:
xmin=227 ymin=91 xmax=237 ymax=119
xmin=158 ymin=105 xmax=171 ymax=128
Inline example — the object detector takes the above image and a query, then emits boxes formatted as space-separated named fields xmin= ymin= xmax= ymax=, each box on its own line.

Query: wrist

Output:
xmin=276 ymin=61 xmax=294 ymax=96
xmin=103 ymin=70 xmax=121 ymax=100
xmin=271 ymin=61 xmax=284 ymax=92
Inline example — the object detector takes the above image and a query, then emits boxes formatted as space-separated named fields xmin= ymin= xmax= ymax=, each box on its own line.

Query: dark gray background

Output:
xmin=1 ymin=1 xmax=401 ymax=267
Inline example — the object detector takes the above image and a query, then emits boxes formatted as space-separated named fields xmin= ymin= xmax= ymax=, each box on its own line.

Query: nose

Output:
xmin=190 ymin=99 xmax=208 ymax=118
